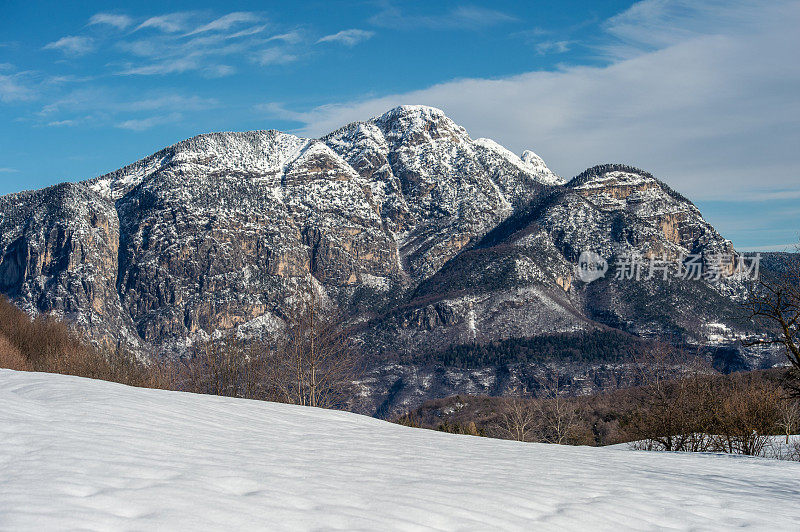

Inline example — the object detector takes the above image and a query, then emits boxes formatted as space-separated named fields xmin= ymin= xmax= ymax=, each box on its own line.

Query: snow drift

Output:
xmin=1 ymin=369 xmax=798 ymax=530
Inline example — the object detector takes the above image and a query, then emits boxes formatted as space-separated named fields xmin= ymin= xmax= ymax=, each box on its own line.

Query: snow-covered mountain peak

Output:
xmin=519 ymin=149 xmax=565 ymax=186
xmin=569 ymin=164 xmax=658 ymax=189
xmin=378 ymin=104 xmax=447 ymax=121
xmin=372 ymin=105 xmax=469 ymax=145
xmin=0 ymin=105 xmax=766 ymax=387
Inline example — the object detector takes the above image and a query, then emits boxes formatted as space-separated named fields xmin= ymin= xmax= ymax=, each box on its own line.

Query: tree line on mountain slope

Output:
xmin=405 ymin=330 xmax=659 ymax=368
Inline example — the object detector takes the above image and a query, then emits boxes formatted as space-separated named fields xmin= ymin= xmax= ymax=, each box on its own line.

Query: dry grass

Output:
xmin=0 ymin=295 xmax=173 ymax=389
xmin=0 ymin=332 xmax=29 ymax=371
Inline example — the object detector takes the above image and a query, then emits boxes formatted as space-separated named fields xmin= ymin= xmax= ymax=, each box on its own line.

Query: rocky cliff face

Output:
xmin=0 ymin=106 xmax=776 ymax=413
xmin=0 ymin=183 xmax=139 ymax=349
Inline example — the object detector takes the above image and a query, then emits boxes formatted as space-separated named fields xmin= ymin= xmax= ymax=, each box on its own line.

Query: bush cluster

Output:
xmin=0 ymin=296 xmax=171 ymax=389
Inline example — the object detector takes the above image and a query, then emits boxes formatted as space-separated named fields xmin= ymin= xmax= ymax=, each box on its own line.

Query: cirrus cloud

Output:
xmin=43 ymin=36 xmax=94 ymax=56
xmin=317 ymin=29 xmax=374 ymax=46
xmin=88 ymin=13 xmax=133 ymax=30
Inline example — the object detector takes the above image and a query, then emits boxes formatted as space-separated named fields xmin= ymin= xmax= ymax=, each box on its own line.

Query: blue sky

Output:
xmin=1 ymin=0 xmax=798 ymax=250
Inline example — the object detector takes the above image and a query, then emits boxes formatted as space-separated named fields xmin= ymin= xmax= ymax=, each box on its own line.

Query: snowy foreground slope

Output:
xmin=1 ymin=370 xmax=799 ymax=531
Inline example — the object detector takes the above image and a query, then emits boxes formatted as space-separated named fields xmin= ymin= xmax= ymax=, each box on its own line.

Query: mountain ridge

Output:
xmin=0 ymin=105 xmax=781 ymax=415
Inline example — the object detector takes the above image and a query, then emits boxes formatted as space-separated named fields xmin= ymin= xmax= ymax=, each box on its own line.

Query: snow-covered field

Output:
xmin=2 ymin=370 xmax=799 ymax=531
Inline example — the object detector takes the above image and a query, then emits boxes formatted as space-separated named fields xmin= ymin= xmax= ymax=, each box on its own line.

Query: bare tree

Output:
xmin=494 ymin=397 xmax=538 ymax=442
xmin=266 ymin=275 xmax=359 ymax=409
xmin=532 ymin=369 xmax=584 ymax=445
xmin=0 ymin=331 xmax=28 ymax=371
xmin=711 ymin=377 xmax=782 ymax=456
xmin=776 ymin=399 xmax=800 ymax=445
xmin=744 ymin=249 xmax=800 ymax=395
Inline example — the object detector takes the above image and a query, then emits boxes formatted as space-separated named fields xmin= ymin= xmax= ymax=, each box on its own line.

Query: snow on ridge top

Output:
xmin=168 ymin=129 xmax=309 ymax=173
xmin=377 ymin=104 xmax=447 ymax=120
xmin=569 ymin=164 xmax=657 ymax=188
xmin=471 ymin=139 xmax=565 ymax=186
xmin=568 ymin=163 xmax=698 ymax=211
xmin=284 ymin=140 xmax=361 ymax=180
xmin=87 ymin=130 xmax=309 ymax=200
xmin=572 ymin=170 xmax=653 ymax=189
xmin=371 ymin=104 xmax=469 ymax=143
xmin=325 ymin=106 xmax=455 ymax=142
xmin=322 ymin=121 xmax=389 ymax=154
xmin=474 ymin=137 xmax=518 ymax=159
xmin=520 ymin=149 xmax=565 ymax=185
xmin=521 ymin=150 xmax=545 ymax=167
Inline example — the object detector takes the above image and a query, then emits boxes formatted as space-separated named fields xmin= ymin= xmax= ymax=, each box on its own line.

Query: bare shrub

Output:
xmin=177 ymin=277 xmax=360 ymax=409
xmin=532 ymin=370 xmax=588 ymax=445
xmin=182 ymin=337 xmax=267 ymax=399
xmin=0 ymin=333 xmax=29 ymax=371
xmin=626 ymin=344 xmax=716 ymax=452
xmin=395 ymin=411 xmax=421 ymax=428
xmin=626 ymin=344 xmax=788 ymax=456
xmin=0 ymin=295 xmax=174 ymax=389
xmin=710 ymin=377 xmax=784 ymax=455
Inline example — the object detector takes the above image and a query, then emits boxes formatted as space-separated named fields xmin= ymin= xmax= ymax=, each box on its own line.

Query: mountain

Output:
xmin=0 ymin=105 xmax=782 ymax=414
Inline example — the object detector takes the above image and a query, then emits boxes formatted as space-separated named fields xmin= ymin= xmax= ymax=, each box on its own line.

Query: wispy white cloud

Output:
xmin=186 ymin=12 xmax=261 ymax=35
xmin=115 ymin=112 xmax=182 ymax=131
xmin=39 ymin=90 xmax=216 ymax=115
xmin=88 ymin=13 xmax=133 ymax=30
xmin=0 ymin=70 xmax=36 ymax=102
xmin=317 ymin=29 xmax=374 ymax=46
xmin=110 ymin=12 xmax=296 ymax=76
xmin=0 ymin=65 xmax=90 ymax=104
xmin=600 ymin=0 xmax=768 ymax=59
xmin=266 ymin=30 xmax=303 ymax=44
xmin=370 ymin=4 xmax=517 ymax=30
xmin=136 ymin=12 xmax=197 ymax=33
xmin=535 ymin=40 xmax=572 ymax=54
xmin=255 ymin=49 xmax=298 ymax=66
xmin=123 ymin=94 xmax=217 ymax=112
xmin=205 ymin=64 xmax=236 ymax=77
xmin=118 ymin=57 xmax=206 ymax=76
xmin=43 ymin=36 xmax=94 ymax=56
xmin=115 ymin=34 xmax=250 ymax=76
xmin=36 ymin=89 xmax=216 ymax=131
xmin=227 ymin=25 xmax=268 ymax=39
xmin=0 ymin=167 xmax=19 ymax=173
xmin=46 ymin=119 xmax=77 ymax=127
xmin=261 ymin=0 xmax=800 ymax=205
xmin=254 ymin=102 xmax=308 ymax=121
